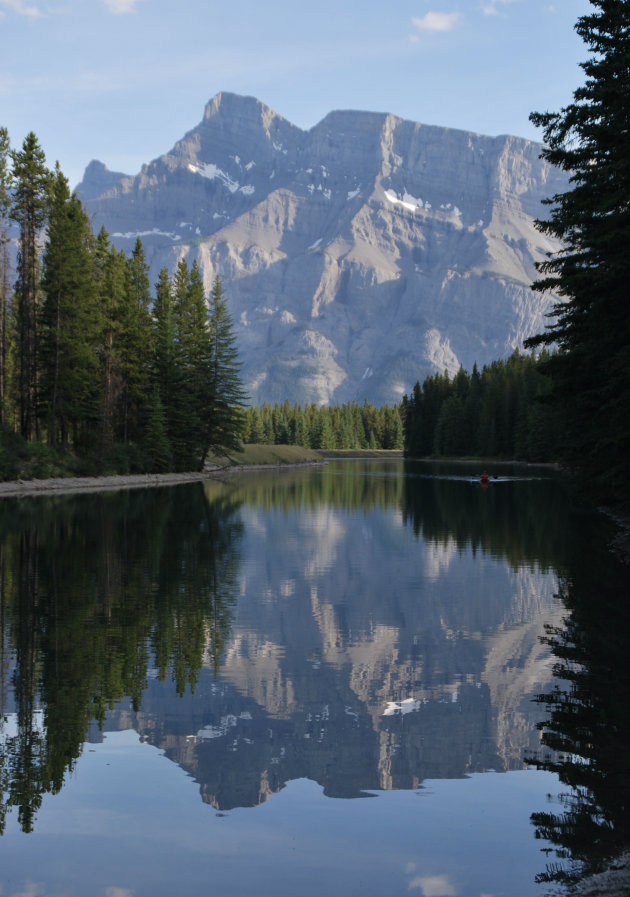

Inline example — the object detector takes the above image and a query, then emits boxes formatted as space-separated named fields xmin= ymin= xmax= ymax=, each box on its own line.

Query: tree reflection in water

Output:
xmin=0 ymin=482 xmax=242 ymax=833
xmin=527 ymin=516 xmax=630 ymax=887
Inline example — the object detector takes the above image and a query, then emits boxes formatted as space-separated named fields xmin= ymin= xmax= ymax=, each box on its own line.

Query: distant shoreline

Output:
xmin=0 ymin=451 xmax=564 ymax=500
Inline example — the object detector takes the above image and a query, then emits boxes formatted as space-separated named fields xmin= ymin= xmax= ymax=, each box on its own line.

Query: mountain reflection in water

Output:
xmin=1 ymin=458 xmax=622 ymax=895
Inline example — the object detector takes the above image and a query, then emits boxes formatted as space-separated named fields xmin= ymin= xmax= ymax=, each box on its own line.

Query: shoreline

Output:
xmin=0 ymin=452 xmax=563 ymax=500
xmin=0 ymin=461 xmax=327 ymax=500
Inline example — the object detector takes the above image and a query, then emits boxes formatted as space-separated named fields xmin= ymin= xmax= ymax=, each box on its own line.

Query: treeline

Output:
xmin=0 ymin=130 xmax=245 ymax=478
xmin=241 ymin=352 xmax=559 ymax=462
xmin=402 ymin=351 xmax=560 ymax=461
xmin=242 ymin=400 xmax=404 ymax=450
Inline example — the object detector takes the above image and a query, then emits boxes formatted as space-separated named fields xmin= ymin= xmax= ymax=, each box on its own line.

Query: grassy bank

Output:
xmin=206 ymin=444 xmax=324 ymax=467
xmin=317 ymin=448 xmax=403 ymax=459
xmin=208 ymin=445 xmax=405 ymax=466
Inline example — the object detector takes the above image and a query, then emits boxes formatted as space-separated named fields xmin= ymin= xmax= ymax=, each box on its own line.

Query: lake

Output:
xmin=1 ymin=459 xmax=627 ymax=896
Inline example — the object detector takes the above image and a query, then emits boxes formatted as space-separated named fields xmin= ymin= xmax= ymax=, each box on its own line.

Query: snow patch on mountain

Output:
xmin=188 ymin=162 xmax=254 ymax=196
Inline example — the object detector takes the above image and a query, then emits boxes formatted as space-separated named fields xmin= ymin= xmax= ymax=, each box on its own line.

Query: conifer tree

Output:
xmin=39 ymin=166 xmax=99 ymax=449
xmin=152 ymin=266 xmax=176 ymax=403
xmin=172 ymin=259 xmax=213 ymax=468
xmin=151 ymin=266 xmax=182 ymax=468
xmin=206 ymin=275 xmax=247 ymax=460
xmin=119 ymin=238 xmax=153 ymax=444
xmin=0 ymin=127 xmax=12 ymax=426
xmin=10 ymin=132 xmax=50 ymax=440
xmin=144 ymin=386 xmax=172 ymax=472
xmin=525 ymin=0 xmax=630 ymax=501
xmin=247 ymin=406 xmax=265 ymax=443
xmin=93 ymin=228 xmax=126 ymax=464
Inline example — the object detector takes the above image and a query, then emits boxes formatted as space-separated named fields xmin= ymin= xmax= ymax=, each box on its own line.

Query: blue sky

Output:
xmin=1 ymin=0 xmax=591 ymax=188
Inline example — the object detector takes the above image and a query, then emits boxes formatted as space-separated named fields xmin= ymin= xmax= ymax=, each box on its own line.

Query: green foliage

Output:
xmin=524 ymin=1 xmax=630 ymax=504
xmin=143 ymin=387 xmax=172 ymax=473
xmin=94 ymin=228 xmax=128 ymax=463
xmin=119 ymin=238 xmax=154 ymax=444
xmin=242 ymin=400 xmax=405 ymax=452
xmin=172 ymin=259 xmax=214 ymax=469
xmin=0 ymin=126 xmax=12 ymax=427
xmin=403 ymin=351 xmax=559 ymax=461
xmin=149 ymin=265 xmax=246 ymax=471
xmin=0 ymin=135 xmax=247 ymax=480
xmin=206 ymin=275 xmax=247 ymax=460
xmin=39 ymin=166 xmax=101 ymax=450
xmin=0 ymin=424 xmax=24 ymax=479
xmin=10 ymin=132 xmax=51 ymax=440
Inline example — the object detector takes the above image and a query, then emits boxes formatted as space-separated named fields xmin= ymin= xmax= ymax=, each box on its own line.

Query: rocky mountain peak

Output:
xmin=77 ymin=93 xmax=567 ymax=406
xmin=77 ymin=159 xmax=129 ymax=201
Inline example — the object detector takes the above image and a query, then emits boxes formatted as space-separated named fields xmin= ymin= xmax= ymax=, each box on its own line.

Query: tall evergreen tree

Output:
xmin=206 ymin=275 xmax=247 ymax=460
xmin=152 ymin=266 xmax=177 ymax=406
xmin=0 ymin=127 xmax=12 ymax=426
xmin=39 ymin=166 xmax=99 ymax=449
xmin=93 ymin=228 xmax=126 ymax=464
xmin=119 ymin=238 xmax=153 ymax=444
xmin=143 ymin=386 xmax=172 ymax=473
xmin=172 ymin=259 xmax=212 ymax=469
xmin=525 ymin=0 xmax=630 ymax=503
xmin=10 ymin=132 xmax=50 ymax=440
xmin=151 ymin=266 xmax=182 ymax=468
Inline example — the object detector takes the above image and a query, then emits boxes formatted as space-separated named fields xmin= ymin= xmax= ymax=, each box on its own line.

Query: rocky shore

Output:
xmin=0 ymin=469 xmax=218 ymax=499
xmin=0 ymin=461 xmax=327 ymax=500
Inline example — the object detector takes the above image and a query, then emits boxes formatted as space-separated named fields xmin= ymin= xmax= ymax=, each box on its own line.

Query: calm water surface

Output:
xmin=0 ymin=459 xmax=626 ymax=896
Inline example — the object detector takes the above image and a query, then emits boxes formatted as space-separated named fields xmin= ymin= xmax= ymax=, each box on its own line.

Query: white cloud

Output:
xmin=101 ymin=0 xmax=143 ymax=13
xmin=411 ymin=11 xmax=460 ymax=33
xmin=482 ymin=0 xmax=519 ymax=15
xmin=0 ymin=0 xmax=43 ymax=17
xmin=408 ymin=874 xmax=458 ymax=897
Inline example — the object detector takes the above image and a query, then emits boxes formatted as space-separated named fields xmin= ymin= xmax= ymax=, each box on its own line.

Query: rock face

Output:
xmin=77 ymin=92 xmax=566 ymax=406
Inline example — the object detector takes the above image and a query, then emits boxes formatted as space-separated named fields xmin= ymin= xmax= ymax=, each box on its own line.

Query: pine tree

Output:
xmin=143 ymin=386 xmax=172 ymax=472
xmin=39 ymin=166 xmax=100 ymax=449
xmin=119 ymin=238 xmax=153 ymax=445
xmin=206 ymin=275 xmax=247 ymax=460
xmin=152 ymin=266 xmax=189 ymax=468
xmin=172 ymin=259 xmax=213 ymax=469
xmin=525 ymin=1 xmax=630 ymax=502
xmin=10 ymin=132 xmax=50 ymax=440
xmin=93 ymin=228 xmax=126 ymax=465
xmin=0 ymin=127 xmax=12 ymax=426
xmin=152 ymin=266 xmax=176 ymax=407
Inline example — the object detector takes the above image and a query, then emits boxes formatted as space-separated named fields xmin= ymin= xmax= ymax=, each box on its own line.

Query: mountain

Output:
xmin=77 ymin=92 xmax=566 ymax=406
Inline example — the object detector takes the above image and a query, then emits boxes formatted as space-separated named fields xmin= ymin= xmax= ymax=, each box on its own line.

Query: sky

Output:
xmin=1 ymin=0 xmax=592 ymax=189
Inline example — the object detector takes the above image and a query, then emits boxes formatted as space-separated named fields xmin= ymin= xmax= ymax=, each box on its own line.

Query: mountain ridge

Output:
xmin=77 ymin=92 xmax=566 ymax=406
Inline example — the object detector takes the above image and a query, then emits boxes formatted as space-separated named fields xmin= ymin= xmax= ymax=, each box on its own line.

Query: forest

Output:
xmin=242 ymin=400 xmax=404 ymax=451
xmin=0 ymin=130 xmax=246 ymax=478
xmin=241 ymin=351 xmax=559 ymax=465
xmin=402 ymin=351 xmax=560 ymax=462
